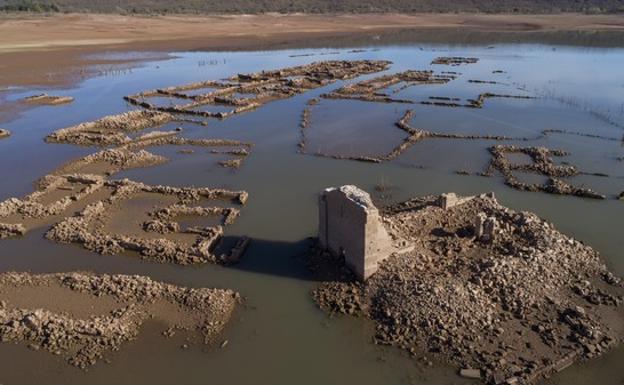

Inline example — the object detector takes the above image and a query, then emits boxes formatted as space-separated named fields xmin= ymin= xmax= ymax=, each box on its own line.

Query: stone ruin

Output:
xmin=431 ymin=56 xmax=479 ymax=66
xmin=312 ymin=192 xmax=624 ymax=385
xmin=45 ymin=179 xmax=248 ymax=265
xmin=318 ymin=185 xmax=394 ymax=281
xmin=299 ymin=108 xmax=518 ymax=164
xmin=321 ymin=70 xmax=456 ymax=104
xmin=484 ymin=145 xmax=606 ymax=199
xmin=124 ymin=60 xmax=391 ymax=119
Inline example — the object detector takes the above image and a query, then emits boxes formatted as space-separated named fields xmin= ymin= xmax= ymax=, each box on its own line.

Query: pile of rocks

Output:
xmin=312 ymin=193 xmax=623 ymax=384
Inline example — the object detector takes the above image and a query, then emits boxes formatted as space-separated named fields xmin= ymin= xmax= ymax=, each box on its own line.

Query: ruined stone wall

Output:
xmin=319 ymin=185 xmax=392 ymax=280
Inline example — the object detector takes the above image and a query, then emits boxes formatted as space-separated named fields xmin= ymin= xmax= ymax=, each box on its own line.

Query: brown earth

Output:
xmin=1 ymin=13 xmax=624 ymax=88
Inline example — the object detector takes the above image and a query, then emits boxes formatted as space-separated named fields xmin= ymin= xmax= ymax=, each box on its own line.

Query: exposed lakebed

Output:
xmin=0 ymin=38 xmax=623 ymax=385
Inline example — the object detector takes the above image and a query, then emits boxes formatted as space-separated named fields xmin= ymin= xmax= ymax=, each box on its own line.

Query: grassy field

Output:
xmin=1 ymin=0 xmax=623 ymax=14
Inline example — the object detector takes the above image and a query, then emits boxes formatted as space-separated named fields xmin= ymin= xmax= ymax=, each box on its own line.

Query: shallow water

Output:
xmin=0 ymin=37 xmax=623 ymax=385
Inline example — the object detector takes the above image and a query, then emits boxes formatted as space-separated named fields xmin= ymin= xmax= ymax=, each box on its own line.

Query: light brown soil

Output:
xmin=1 ymin=13 xmax=624 ymax=88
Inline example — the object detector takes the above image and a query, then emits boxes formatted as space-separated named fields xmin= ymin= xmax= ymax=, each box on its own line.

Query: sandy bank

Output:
xmin=1 ymin=13 xmax=624 ymax=88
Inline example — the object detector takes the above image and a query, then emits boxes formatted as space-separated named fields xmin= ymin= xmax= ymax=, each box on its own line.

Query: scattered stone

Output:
xmin=0 ymin=174 xmax=105 ymax=238
xmin=437 ymin=192 xmax=479 ymax=210
xmin=0 ymin=223 xmax=26 ymax=239
xmin=311 ymin=192 xmax=623 ymax=385
xmin=431 ymin=57 xmax=479 ymax=66
xmin=420 ymin=93 xmax=535 ymax=109
xmin=484 ymin=145 xmax=606 ymax=199
xmin=322 ymin=70 xmax=455 ymax=104
xmin=23 ymin=93 xmax=74 ymax=105
xmin=46 ymin=110 xmax=173 ymax=146
xmin=0 ymin=272 xmax=240 ymax=368
xmin=46 ymin=179 xmax=248 ymax=265
xmin=219 ymin=158 xmax=243 ymax=169
xmin=125 ymin=60 xmax=391 ymax=119
xmin=459 ymin=368 xmax=482 ymax=379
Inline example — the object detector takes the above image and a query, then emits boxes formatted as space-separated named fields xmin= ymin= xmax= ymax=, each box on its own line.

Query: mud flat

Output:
xmin=483 ymin=145 xmax=606 ymax=199
xmin=311 ymin=193 xmax=623 ymax=385
xmin=46 ymin=179 xmax=248 ymax=265
xmin=124 ymin=60 xmax=391 ymax=119
xmin=0 ymin=271 xmax=239 ymax=368
xmin=23 ymin=93 xmax=74 ymax=106
xmin=0 ymin=128 xmax=10 ymax=139
xmin=46 ymin=110 xmax=173 ymax=146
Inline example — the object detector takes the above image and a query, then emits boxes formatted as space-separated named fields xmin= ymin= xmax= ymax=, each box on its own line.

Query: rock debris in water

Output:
xmin=311 ymin=193 xmax=623 ymax=385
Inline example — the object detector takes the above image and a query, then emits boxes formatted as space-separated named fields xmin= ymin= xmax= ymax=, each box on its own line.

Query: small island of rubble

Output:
xmin=310 ymin=186 xmax=623 ymax=385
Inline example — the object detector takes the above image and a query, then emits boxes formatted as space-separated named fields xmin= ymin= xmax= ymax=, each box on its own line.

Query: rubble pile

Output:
xmin=312 ymin=193 xmax=623 ymax=384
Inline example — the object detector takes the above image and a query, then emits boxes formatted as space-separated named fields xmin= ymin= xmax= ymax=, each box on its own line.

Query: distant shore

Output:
xmin=1 ymin=13 xmax=624 ymax=88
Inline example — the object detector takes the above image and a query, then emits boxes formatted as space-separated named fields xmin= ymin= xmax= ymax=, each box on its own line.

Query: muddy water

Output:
xmin=0 ymin=39 xmax=623 ymax=385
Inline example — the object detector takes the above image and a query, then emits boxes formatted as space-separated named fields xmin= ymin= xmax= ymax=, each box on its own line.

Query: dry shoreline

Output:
xmin=1 ymin=13 xmax=624 ymax=88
